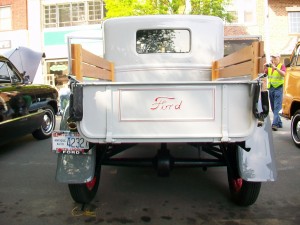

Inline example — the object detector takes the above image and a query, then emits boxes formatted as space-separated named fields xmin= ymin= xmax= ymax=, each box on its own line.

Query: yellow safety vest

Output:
xmin=267 ymin=63 xmax=284 ymax=88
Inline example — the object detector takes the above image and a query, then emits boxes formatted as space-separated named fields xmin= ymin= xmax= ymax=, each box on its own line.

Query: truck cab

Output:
xmin=282 ymin=41 xmax=300 ymax=147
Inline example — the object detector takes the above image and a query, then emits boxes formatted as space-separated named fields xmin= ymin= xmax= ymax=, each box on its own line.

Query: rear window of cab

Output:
xmin=136 ymin=29 xmax=191 ymax=54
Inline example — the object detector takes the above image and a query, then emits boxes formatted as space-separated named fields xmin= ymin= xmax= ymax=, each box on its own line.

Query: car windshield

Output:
xmin=0 ymin=60 xmax=22 ymax=83
xmin=291 ymin=44 xmax=300 ymax=66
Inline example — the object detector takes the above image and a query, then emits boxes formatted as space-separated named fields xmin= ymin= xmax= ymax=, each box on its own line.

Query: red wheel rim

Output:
xmin=86 ymin=177 xmax=97 ymax=190
xmin=232 ymin=178 xmax=243 ymax=192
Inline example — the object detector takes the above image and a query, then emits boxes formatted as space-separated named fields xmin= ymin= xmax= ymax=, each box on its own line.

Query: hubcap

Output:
xmin=296 ymin=120 xmax=300 ymax=140
xmin=42 ymin=110 xmax=54 ymax=133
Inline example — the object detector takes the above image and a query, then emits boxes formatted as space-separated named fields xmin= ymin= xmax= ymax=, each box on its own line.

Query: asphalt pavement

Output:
xmin=0 ymin=116 xmax=300 ymax=225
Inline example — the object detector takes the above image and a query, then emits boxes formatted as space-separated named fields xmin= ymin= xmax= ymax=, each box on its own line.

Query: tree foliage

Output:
xmin=190 ymin=0 xmax=233 ymax=22
xmin=105 ymin=0 xmax=185 ymax=18
xmin=104 ymin=0 xmax=234 ymax=22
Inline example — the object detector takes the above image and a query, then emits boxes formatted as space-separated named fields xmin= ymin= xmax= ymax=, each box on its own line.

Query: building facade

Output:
xmin=41 ymin=0 xmax=105 ymax=88
xmin=0 ymin=0 xmax=105 ymax=87
xmin=223 ymin=0 xmax=300 ymax=59
xmin=0 ymin=0 xmax=299 ymax=87
xmin=0 ymin=0 xmax=28 ymax=51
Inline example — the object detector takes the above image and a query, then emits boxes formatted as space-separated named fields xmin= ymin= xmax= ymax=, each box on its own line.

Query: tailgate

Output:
xmin=74 ymin=82 xmax=256 ymax=143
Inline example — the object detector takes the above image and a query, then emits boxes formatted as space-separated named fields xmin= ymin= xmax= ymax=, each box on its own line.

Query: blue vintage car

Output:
xmin=0 ymin=55 xmax=58 ymax=145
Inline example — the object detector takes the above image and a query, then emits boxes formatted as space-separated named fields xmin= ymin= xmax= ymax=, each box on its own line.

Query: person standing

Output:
xmin=265 ymin=53 xmax=286 ymax=131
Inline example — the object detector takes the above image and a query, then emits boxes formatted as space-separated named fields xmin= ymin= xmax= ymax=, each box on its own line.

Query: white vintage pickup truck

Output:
xmin=52 ymin=15 xmax=277 ymax=206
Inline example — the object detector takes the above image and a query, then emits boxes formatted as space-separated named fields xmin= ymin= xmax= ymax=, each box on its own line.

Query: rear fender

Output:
xmin=55 ymin=103 xmax=95 ymax=183
xmin=238 ymin=116 xmax=277 ymax=182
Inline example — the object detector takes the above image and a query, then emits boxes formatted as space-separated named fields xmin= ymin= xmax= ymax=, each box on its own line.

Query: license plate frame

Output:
xmin=52 ymin=131 xmax=90 ymax=154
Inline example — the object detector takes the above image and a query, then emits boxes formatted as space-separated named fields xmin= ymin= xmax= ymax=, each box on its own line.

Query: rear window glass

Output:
xmin=136 ymin=29 xmax=190 ymax=54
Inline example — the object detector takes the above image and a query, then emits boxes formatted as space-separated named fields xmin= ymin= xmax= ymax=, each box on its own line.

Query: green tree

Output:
xmin=104 ymin=0 xmax=234 ymax=22
xmin=190 ymin=0 xmax=233 ymax=22
xmin=105 ymin=0 xmax=185 ymax=18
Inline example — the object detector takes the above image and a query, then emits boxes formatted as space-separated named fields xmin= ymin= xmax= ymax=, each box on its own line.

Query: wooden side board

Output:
xmin=71 ymin=44 xmax=114 ymax=81
xmin=212 ymin=41 xmax=265 ymax=80
xmin=71 ymin=41 xmax=265 ymax=82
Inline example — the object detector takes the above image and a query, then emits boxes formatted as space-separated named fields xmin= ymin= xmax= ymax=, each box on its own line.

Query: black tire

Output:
xmin=291 ymin=110 xmax=300 ymax=148
xmin=226 ymin=145 xmax=261 ymax=206
xmin=68 ymin=145 xmax=104 ymax=204
xmin=32 ymin=105 xmax=56 ymax=140
xmin=68 ymin=168 xmax=101 ymax=204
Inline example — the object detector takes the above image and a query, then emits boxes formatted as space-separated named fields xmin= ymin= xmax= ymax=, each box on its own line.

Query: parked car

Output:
xmin=281 ymin=41 xmax=300 ymax=147
xmin=0 ymin=55 xmax=58 ymax=145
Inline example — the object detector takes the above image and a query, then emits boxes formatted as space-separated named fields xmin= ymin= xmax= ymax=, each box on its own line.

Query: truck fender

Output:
xmin=55 ymin=146 xmax=96 ymax=183
xmin=252 ymin=83 xmax=269 ymax=119
xmin=238 ymin=115 xmax=277 ymax=182
xmin=55 ymin=103 xmax=95 ymax=183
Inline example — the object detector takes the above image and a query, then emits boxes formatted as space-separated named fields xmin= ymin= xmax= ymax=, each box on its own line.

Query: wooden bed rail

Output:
xmin=212 ymin=41 xmax=265 ymax=80
xmin=71 ymin=42 xmax=264 ymax=82
xmin=71 ymin=44 xmax=114 ymax=81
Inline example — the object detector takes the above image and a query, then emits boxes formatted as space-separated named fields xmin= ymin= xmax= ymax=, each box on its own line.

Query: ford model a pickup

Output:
xmin=52 ymin=15 xmax=277 ymax=206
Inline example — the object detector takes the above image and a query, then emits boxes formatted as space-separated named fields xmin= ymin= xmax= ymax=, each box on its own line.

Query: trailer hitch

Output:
xmin=154 ymin=143 xmax=173 ymax=177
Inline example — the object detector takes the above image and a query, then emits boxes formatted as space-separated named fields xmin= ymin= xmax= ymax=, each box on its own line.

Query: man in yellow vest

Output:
xmin=264 ymin=53 xmax=286 ymax=131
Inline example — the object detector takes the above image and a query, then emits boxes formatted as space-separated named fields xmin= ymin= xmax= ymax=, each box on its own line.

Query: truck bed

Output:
xmin=74 ymin=80 xmax=256 ymax=143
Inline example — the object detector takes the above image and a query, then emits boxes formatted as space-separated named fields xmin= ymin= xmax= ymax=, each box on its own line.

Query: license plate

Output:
xmin=52 ymin=131 xmax=90 ymax=154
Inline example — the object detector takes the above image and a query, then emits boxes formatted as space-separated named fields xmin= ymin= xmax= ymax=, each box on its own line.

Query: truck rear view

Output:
xmin=52 ymin=15 xmax=277 ymax=207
